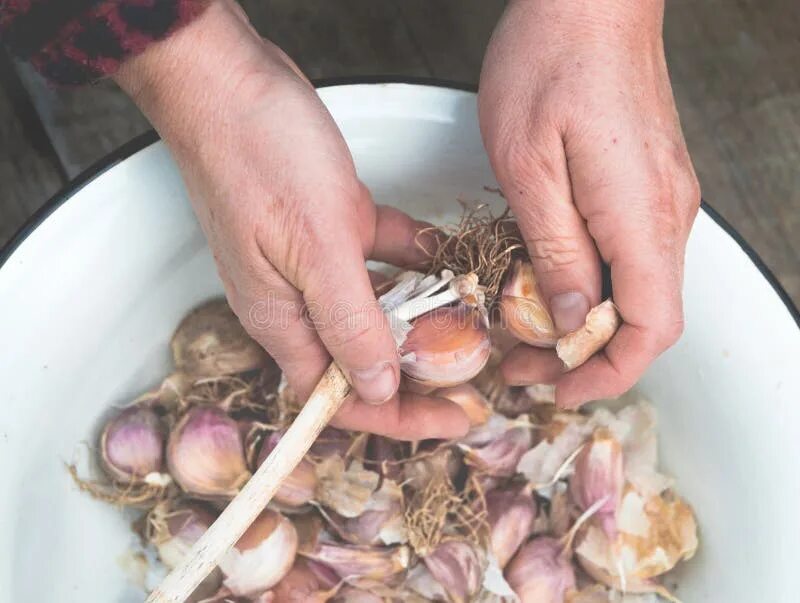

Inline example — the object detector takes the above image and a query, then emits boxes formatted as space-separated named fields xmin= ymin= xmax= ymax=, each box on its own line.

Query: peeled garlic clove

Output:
xmin=570 ymin=428 xmax=624 ymax=537
xmin=486 ymin=485 xmax=538 ymax=568
xmin=505 ymin=537 xmax=575 ymax=603
xmin=302 ymin=543 xmax=410 ymax=581
xmin=257 ymin=430 xmax=317 ymax=507
xmin=500 ymin=260 xmax=558 ymax=347
xmin=220 ymin=509 xmax=298 ymax=596
xmin=399 ymin=304 xmax=491 ymax=388
xmin=171 ymin=298 xmax=272 ymax=377
xmin=167 ymin=406 xmax=251 ymax=499
xmin=556 ymin=299 xmax=621 ymax=370
xmin=462 ymin=426 xmax=533 ymax=477
xmin=271 ymin=558 xmax=339 ymax=603
xmin=423 ymin=540 xmax=484 ymax=603
xmin=434 ymin=383 xmax=493 ymax=426
xmin=100 ymin=404 xmax=166 ymax=484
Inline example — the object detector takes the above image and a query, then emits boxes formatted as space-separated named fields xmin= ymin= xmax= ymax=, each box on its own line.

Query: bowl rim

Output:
xmin=2 ymin=76 xmax=797 ymax=327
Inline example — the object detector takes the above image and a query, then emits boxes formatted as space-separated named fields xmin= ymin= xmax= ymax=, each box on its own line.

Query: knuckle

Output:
xmin=524 ymin=233 xmax=583 ymax=274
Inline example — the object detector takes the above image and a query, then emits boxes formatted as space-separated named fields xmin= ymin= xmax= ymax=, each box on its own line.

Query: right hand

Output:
xmin=115 ymin=0 xmax=470 ymax=440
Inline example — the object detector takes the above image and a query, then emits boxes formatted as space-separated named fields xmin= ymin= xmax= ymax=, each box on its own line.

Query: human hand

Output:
xmin=479 ymin=0 xmax=701 ymax=407
xmin=115 ymin=0 xmax=470 ymax=440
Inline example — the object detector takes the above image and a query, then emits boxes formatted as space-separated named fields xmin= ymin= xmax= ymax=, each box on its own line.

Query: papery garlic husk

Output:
xmin=556 ymin=299 xmax=621 ymax=370
xmin=462 ymin=425 xmax=533 ymax=477
xmin=434 ymin=383 xmax=493 ymax=426
xmin=302 ymin=543 xmax=410 ymax=582
xmin=403 ymin=446 xmax=461 ymax=491
xmin=256 ymin=430 xmax=317 ymax=507
xmin=167 ymin=406 xmax=251 ymax=499
xmin=148 ymin=502 xmax=223 ymax=602
xmin=570 ymin=428 xmax=624 ymax=537
xmin=333 ymin=586 xmax=385 ymax=602
xmin=486 ymin=484 xmax=538 ymax=568
xmin=100 ymin=404 xmax=167 ymax=484
xmin=505 ymin=537 xmax=576 ymax=603
xmin=516 ymin=412 xmax=592 ymax=487
xmin=219 ymin=508 xmax=298 ymax=596
xmin=314 ymin=455 xmax=380 ymax=518
xmin=575 ymin=487 xmax=698 ymax=586
xmin=271 ymin=558 xmax=340 ymax=602
xmin=422 ymin=539 xmax=484 ymax=603
xmin=399 ymin=304 xmax=491 ymax=388
xmin=336 ymin=478 xmax=408 ymax=546
xmin=171 ymin=298 xmax=273 ymax=377
xmin=500 ymin=260 xmax=558 ymax=347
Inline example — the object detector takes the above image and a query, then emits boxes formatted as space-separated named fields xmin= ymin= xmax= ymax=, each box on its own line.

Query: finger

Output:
xmin=301 ymin=222 xmax=401 ymax=406
xmin=331 ymin=392 xmax=470 ymax=440
xmin=370 ymin=204 xmax=437 ymax=268
xmin=500 ymin=344 xmax=565 ymax=386
xmin=491 ymin=127 xmax=602 ymax=334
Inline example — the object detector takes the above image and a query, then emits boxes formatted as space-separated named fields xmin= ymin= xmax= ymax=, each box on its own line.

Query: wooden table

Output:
xmin=1 ymin=0 xmax=797 ymax=304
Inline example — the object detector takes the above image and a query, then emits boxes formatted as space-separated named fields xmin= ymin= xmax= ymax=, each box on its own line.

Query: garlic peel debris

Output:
xmin=314 ymin=456 xmax=380 ymax=518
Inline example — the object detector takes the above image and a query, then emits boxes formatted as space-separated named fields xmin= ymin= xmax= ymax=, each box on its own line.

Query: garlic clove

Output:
xmin=302 ymin=543 xmax=410 ymax=582
xmin=171 ymin=298 xmax=273 ymax=377
xmin=220 ymin=509 xmax=298 ymax=596
xmin=485 ymin=484 xmax=538 ymax=568
xmin=500 ymin=260 xmax=558 ymax=347
xmin=462 ymin=425 xmax=533 ymax=477
xmin=271 ymin=558 xmax=340 ymax=603
xmin=556 ymin=299 xmax=621 ymax=370
xmin=167 ymin=406 xmax=251 ymax=499
xmin=422 ymin=539 xmax=484 ymax=603
xmin=434 ymin=383 xmax=493 ymax=426
xmin=100 ymin=404 xmax=166 ymax=484
xmin=314 ymin=455 xmax=381 ymax=518
xmin=399 ymin=304 xmax=492 ymax=388
xmin=570 ymin=428 xmax=624 ymax=537
xmin=505 ymin=536 xmax=576 ymax=603
xmin=256 ymin=430 xmax=317 ymax=507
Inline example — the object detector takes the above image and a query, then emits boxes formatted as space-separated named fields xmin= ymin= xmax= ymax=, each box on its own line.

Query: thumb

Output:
xmin=492 ymin=131 xmax=601 ymax=334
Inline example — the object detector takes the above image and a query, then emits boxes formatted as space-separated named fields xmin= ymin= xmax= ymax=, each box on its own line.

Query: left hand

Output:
xmin=478 ymin=0 xmax=701 ymax=407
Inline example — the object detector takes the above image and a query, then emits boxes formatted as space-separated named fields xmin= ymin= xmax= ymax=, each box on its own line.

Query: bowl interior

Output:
xmin=0 ymin=83 xmax=798 ymax=602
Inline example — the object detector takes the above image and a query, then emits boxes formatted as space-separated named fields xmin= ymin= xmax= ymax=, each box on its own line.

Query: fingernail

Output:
xmin=550 ymin=292 xmax=590 ymax=333
xmin=350 ymin=362 xmax=398 ymax=405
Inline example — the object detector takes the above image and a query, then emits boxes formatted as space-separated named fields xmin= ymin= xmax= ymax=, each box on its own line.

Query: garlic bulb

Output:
xmin=422 ymin=540 xmax=484 ymax=603
xmin=167 ymin=406 xmax=251 ymax=499
xmin=100 ymin=404 xmax=167 ymax=484
xmin=399 ymin=304 xmax=491 ymax=388
xmin=556 ymin=299 xmax=621 ymax=369
xmin=302 ymin=543 xmax=410 ymax=582
xmin=500 ymin=260 xmax=558 ymax=347
xmin=220 ymin=509 xmax=298 ymax=596
xmin=570 ymin=428 xmax=624 ymax=537
xmin=257 ymin=430 xmax=317 ymax=507
xmin=434 ymin=383 xmax=493 ymax=426
xmin=485 ymin=485 xmax=538 ymax=568
xmin=505 ymin=537 xmax=575 ymax=603
xmin=462 ymin=425 xmax=533 ymax=477
xmin=171 ymin=298 xmax=271 ymax=376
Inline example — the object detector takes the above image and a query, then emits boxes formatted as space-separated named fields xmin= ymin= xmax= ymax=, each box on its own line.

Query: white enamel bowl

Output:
xmin=1 ymin=82 xmax=798 ymax=602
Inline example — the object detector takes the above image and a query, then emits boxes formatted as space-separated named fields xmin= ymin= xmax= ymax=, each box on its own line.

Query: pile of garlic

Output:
xmin=73 ymin=282 xmax=697 ymax=603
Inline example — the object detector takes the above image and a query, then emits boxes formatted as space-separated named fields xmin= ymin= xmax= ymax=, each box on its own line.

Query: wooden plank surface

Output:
xmin=0 ymin=0 xmax=797 ymax=304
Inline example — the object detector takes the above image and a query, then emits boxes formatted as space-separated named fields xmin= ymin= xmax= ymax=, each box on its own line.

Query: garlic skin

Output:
xmin=462 ymin=426 xmax=533 ymax=477
xmin=171 ymin=298 xmax=271 ymax=376
xmin=434 ymin=383 xmax=493 ymax=426
xmin=570 ymin=428 xmax=624 ymax=537
xmin=486 ymin=485 xmax=538 ymax=568
xmin=556 ymin=299 xmax=621 ymax=370
xmin=337 ymin=479 xmax=408 ymax=546
xmin=314 ymin=456 xmax=380 ymax=518
xmin=220 ymin=509 xmax=299 ymax=596
xmin=500 ymin=260 xmax=558 ymax=347
xmin=257 ymin=430 xmax=317 ymax=507
xmin=399 ymin=304 xmax=491 ymax=388
xmin=302 ymin=543 xmax=410 ymax=582
xmin=167 ymin=406 xmax=251 ymax=499
xmin=505 ymin=537 xmax=575 ymax=603
xmin=100 ymin=405 xmax=166 ymax=484
xmin=271 ymin=558 xmax=339 ymax=602
xmin=423 ymin=540 xmax=484 ymax=603
xmin=333 ymin=587 xmax=384 ymax=602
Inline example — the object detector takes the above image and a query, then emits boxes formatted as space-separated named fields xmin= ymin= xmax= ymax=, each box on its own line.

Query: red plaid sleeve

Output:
xmin=0 ymin=0 xmax=208 ymax=85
